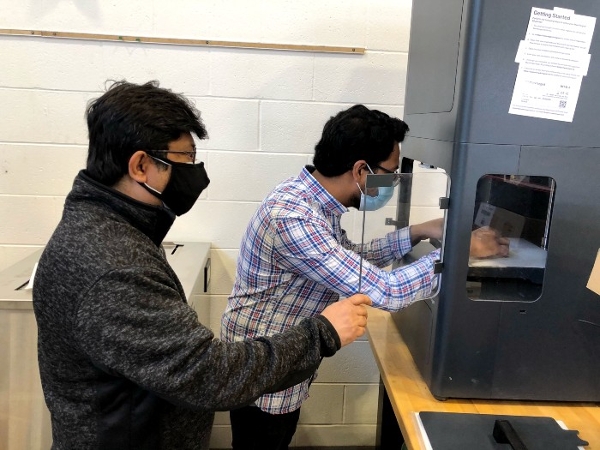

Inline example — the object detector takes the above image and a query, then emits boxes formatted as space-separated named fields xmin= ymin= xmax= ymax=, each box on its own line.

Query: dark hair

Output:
xmin=85 ymin=80 xmax=207 ymax=185
xmin=312 ymin=104 xmax=409 ymax=177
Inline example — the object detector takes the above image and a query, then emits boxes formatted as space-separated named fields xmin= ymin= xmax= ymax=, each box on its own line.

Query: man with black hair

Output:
xmin=32 ymin=81 xmax=371 ymax=450
xmin=221 ymin=104 xmax=508 ymax=449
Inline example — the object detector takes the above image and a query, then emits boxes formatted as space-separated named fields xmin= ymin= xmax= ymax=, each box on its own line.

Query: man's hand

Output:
xmin=321 ymin=294 xmax=372 ymax=347
xmin=410 ymin=218 xmax=444 ymax=246
xmin=470 ymin=226 xmax=510 ymax=259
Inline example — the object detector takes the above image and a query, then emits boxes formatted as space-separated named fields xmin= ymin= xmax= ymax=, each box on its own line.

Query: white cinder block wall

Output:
xmin=0 ymin=1 xmax=444 ymax=447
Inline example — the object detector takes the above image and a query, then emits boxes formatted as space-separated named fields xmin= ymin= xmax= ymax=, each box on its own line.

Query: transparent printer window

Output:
xmin=359 ymin=171 xmax=449 ymax=301
xmin=467 ymin=175 xmax=555 ymax=302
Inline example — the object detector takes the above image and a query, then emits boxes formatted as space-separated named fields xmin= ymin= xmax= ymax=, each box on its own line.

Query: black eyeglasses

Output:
xmin=372 ymin=164 xmax=400 ymax=175
xmin=365 ymin=163 xmax=403 ymax=187
xmin=147 ymin=149 xmax=198 ymax=164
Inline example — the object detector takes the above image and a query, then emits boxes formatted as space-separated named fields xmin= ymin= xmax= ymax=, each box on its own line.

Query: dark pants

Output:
xmin=230 ymin=404 xmax=301 ymax=450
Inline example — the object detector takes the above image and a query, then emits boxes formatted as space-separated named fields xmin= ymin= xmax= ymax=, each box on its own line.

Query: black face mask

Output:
xmin=141 ymin=158 xmax=210 ymax=216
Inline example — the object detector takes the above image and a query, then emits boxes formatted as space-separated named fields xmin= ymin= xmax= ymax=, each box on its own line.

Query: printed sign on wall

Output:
xmin=509 ymin=7 xmax=596 ymax=122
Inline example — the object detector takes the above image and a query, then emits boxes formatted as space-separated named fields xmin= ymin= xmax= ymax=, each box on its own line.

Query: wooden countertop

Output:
xmin=366 ymin=307 xmax=600 ymax=449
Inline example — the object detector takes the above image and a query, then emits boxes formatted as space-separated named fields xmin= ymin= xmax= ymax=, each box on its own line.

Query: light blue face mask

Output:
xmin=357 ymin=164 xmax=395 ymax=211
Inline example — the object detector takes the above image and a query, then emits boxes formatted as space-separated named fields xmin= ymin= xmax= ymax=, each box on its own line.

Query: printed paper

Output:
xmin=509 ymin=7 xmax=596 ymax=122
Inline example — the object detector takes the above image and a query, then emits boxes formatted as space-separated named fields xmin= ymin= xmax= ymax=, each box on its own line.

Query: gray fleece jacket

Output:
xmin=33 ymin=171 xmax=341 ymax=450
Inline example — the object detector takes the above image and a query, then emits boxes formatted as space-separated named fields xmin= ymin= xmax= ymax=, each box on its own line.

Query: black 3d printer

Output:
xmin=388 ymin=0 xmax=600 ymax=402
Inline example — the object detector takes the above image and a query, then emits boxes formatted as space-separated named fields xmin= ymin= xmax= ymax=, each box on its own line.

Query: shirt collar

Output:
xmin=69 ymin=170 xmax=176 ymax=246
xmin=300 ymin=166 xmax=347 ymax=216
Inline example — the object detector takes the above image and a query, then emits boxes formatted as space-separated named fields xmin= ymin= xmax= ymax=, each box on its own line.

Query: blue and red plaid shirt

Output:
xmin=221 ymin=166 xmax=439 ymax=414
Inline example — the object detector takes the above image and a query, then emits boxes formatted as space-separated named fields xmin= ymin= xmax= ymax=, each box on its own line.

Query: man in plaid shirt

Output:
xmin=221 ymin=105 xmax=508 ymax=449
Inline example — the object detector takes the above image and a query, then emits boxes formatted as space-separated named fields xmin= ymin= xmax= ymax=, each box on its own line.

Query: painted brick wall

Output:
xmin=0 ymin=1 xmax=444 ymax=447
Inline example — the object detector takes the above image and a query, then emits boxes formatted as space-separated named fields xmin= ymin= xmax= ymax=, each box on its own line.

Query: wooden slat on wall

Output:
xmin=0 ymin=29 xmax=365 ymax=54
